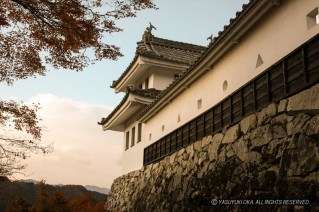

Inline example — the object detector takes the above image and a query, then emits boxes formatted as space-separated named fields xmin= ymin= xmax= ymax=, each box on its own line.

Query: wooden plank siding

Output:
xmin=143 ymin=35 xmax=319 ymax=166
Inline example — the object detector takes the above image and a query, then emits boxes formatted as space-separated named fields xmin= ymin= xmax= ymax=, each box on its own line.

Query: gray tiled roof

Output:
xmin=111 ymin=35 xmax=206 ymax=88
xmin=136 ymin=36 xmax=206 ymax=65
xmin=131 ymin=88 xmax=161 ymax=99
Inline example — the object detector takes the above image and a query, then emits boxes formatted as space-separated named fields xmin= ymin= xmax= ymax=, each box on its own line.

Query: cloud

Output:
xmin=15 ymin=93 xmax=122 ymax=188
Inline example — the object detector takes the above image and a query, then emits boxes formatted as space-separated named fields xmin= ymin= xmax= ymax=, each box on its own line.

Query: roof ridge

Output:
xmin=137 ymin=36 xmax=206 ymax=52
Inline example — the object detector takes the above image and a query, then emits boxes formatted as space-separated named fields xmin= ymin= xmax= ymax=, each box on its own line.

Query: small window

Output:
xmin=197 ymin=99 xmax=202 ymax=109
xmin=137 ymin=123 xmax=142 ymax=143
xmin=177 ymin=114 xmax=181 ymax=123
xmin=125 ymin=131 xmax=129 ymax=150
xmin=223 ymin=80 xmax=228 ymax=91
xmin=307 ymin=8 xmax=319 ymax=29
xmin=149 ymin=133 xmax=152 ymax=141
xmin=131 ymin=127 xmax=135 ymax=147
xmin=145 ymin=78 xmax=149 ymax=89
xmin=162 ymin=125 xmax=165 ymax=132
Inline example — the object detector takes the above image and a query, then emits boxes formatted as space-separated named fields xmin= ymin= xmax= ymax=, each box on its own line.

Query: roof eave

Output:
xmin=113 ymin=55 xmax=191 ymax=93
xmin=112 ymin=56 xmax=143 ymax=93
xmin=111 ymin=36 xmax=206 ymax=90
xmin=101 ymin=93 xmax=154 ymax=131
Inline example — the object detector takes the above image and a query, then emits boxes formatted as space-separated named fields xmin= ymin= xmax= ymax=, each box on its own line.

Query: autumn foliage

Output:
xmin=0 ymin=100 xmax=52 ymax=177
xmin=0 ymin=0 xmax=156 ymax=84
xmin=0 ymin=0 xmax=156 ymax=177
xmin=5 ymin=181 xmax=105 ymax=212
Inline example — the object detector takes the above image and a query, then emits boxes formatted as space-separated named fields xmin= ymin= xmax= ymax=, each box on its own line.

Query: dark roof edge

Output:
xmin=110 ymin=54 xmax=138 ymax=88
xmin=98 ymin=92 xmax=129 ymax=125
xmin=138 ymin=36 xmax=206 ymax=52
xmin=98 ymin=89 xmax=161 ymax=125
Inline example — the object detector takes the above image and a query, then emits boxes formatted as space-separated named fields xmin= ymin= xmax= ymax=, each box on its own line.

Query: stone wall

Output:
xmin=106 ymin=83 xmax=319 ymax=211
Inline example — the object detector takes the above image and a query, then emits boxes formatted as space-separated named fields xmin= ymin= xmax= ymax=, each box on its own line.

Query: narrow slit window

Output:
xmin=223 ymin=80 xmax=228 ymax=91
xmin=131 ymin=127 xmax=135 ymax=147
xmin=137 ymin=123 xmax=142 ymax=143
xmin=197 ymin=99 xmax=202 ymax=109
xmin=125 ymin=131 xmax=129 ymax=150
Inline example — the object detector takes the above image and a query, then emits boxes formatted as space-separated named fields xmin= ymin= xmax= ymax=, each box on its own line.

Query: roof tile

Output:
xmin=111 ymin=34 xmax=206 ymax=88
xmin=131 ymin=88 xmax=161 ymax=99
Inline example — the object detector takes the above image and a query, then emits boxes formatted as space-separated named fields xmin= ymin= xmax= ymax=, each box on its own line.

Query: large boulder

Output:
xmin=240 ymin=114 xmax=257 ymax=134
xmin=222 ymin=124 xmax=240 ymax=144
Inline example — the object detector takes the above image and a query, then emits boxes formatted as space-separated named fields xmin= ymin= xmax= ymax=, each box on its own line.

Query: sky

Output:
xmin=0 ymin=0 xmax=248 ymax=188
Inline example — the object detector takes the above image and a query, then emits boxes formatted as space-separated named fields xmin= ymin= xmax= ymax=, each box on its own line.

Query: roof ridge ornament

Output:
xmin=207 ymin=34 xmax=215 ymax=44
xmin=142 ymin=22 xmax=157 ymax=51
xmin=148 ymin=22 xmax=157 ymax=33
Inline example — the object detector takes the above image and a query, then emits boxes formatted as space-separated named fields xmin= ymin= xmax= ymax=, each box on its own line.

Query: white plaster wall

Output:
xmin=144 ymin=0 xmax=319 ymax=144
xmin=147 ymin=71 xmax=178 ymax=90
xmin=141 ymin=77 xmax=148 ymax=89
xmin=122 ymin=0 xmax=319 ymax=173
xmin=152 ymin=72 xmax=175 ymax=90
xmin=148 ymin=74 xmax=154 ymax=89
xmin=122 ymin=120 xmax=146 ymax=174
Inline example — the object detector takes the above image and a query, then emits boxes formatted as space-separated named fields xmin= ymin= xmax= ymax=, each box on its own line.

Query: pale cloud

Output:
xmin=14 ymin=93 xmax=122 ymax=188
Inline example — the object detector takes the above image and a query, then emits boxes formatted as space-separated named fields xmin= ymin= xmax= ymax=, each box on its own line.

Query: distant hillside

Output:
xmin=85 ymin=185 xmax=110 ymax=194
xmin=19 ymin=179 xmax=39 ymax=184
xmin=20 ymin=179 xmax=110 ymax=194
xmin=0 ymin=177 xmax=107 ymax=212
